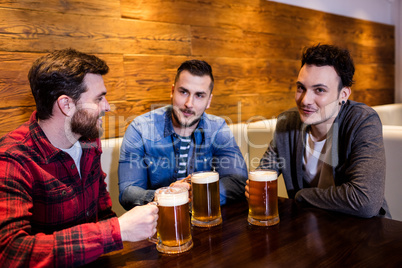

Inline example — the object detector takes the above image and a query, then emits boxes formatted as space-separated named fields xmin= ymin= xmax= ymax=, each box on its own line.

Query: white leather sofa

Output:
xmin=101 ymin=106 xmax=402 ymax=221
xmin=372 ymin=104 xmax=402 ymax=221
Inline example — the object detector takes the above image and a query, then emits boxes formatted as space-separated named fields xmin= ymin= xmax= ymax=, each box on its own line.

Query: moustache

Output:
xmin=180 ymin=109 xmax=195 ymax=115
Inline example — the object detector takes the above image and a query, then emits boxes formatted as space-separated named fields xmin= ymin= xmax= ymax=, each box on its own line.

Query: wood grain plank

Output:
xmin=354 ymin=64 xmax=394 ymax=91
xmin=123 ymin=54 xmax=189 ymax=102
xmin=191 ymin=26 xmax=393 ymax=64
xmin=0 ymin=0 xmax=121 ymax=17
xmin=123 ymin=54 xmax=299 ymax=100
xmin=0 ymin=106 xmax=35 ymax=138
xmin=0 ymin=8 xmax=191 ymax=55
xmin=121 ymin=0 xmax=394 ymax=49
xmin=0 ymin=52 xmax=126 ymax=108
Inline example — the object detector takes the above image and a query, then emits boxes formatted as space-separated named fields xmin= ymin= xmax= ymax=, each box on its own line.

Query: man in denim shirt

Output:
xmin=118 ymin=60 xmax=248 ymax=210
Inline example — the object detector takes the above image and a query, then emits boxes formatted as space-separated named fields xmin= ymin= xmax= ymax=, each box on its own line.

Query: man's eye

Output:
xmin=316 ymin=88 xmax=325 ymax=93
xmin=196 ymin=94 xmax=205 ymax=98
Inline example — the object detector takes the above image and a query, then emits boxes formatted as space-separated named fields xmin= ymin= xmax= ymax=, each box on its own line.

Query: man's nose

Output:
xmin=300 ymin=91 xmax=314 ymax=105
xmin=103 ymin=98 xmax=111 ymax=112
xmin=184 ymin=96 xmax=194 ymax=108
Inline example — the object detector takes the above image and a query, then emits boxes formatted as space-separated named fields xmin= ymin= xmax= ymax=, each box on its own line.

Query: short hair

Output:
xmin=301 ymin=44 xmax=355 ymax=90
xmin=174 ymin=60 xmax=214 ymax=92
xmin=28 ymin=48 xmax=109 ymax=120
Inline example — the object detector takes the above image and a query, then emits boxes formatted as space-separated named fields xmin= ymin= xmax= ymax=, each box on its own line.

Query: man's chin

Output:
xmin=180 ymin=118 xmax=200 ymax=128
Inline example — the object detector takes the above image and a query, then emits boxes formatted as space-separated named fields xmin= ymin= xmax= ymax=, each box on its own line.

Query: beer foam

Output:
xmin=249 ymin=170 xmax=277 ymax=182
xmin=191 ymin=171 xmax=219 ymax=184
xmin=156 ymin=187 xmax=189 ymax=207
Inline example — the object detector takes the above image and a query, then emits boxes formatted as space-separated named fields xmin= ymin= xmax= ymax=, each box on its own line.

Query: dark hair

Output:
xmin=301 ymin=44 xmax=355 ymax=91
xmin=28 ymin=48 xmax=109 ymax=120
xmin=174 ymin=60 xmax=214 ymax=92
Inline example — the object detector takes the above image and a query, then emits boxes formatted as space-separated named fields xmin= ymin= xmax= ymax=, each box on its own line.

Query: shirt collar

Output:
xmin=29 ymin=111 xmax=101 ymax=163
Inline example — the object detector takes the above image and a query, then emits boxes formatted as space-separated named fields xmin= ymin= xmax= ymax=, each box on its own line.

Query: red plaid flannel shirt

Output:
xmin=0 ymin=112 xmax=123 ymax=267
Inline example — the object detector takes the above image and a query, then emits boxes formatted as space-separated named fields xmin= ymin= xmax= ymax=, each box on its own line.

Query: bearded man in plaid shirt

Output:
xmin=0 ymin=49 xmax=158 ymax=267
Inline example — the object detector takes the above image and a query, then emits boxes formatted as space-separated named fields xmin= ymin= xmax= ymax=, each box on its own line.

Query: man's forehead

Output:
xmin=298 ymin=65 xmax=340 ymax=83
xmin=175 ymin=72 xmax=212 ymax=93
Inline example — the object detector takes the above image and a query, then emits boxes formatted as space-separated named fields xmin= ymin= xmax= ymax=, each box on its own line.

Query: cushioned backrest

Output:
xmin=247 ymin=119 xmax=288 ymax=198
xmin=101 ymin=137 xmax=126 ymax=217
xmin=382 ymin=126 xmax=402 ymax=221
xmin=228 ymin=123 xmax=249 ymax=169
xmin=372 ymin=103 xmax=402 ymax=126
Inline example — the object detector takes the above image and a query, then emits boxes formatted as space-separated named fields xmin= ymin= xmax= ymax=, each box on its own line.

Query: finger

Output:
xmin=148 ymin=201 xmax=157 ymax=206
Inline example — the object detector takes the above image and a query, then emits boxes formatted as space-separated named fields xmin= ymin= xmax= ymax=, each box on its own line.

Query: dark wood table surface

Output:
xmin=85 ymin=198 xmax=402 ymax=267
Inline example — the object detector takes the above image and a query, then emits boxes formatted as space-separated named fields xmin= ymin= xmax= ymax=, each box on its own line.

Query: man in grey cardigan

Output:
xmin=246 ymin=44 xmax=389 ymax=218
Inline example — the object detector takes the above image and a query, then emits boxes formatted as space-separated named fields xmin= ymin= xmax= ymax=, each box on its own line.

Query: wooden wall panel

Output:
xmin=0 ymin=0 xmax=121 ymax=17
xmin=122 ymin=0 xmax=394 ymax=50
xmin=0 ymin=52 xmax=125 ymax=106
xmin=0 ymin=0 xmax=395 ymax=139
xmin=0 ymin=8 xmax=191 ymax=55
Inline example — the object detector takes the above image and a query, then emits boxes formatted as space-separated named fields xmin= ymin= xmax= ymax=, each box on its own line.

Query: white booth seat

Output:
xmin=372 ymin=104 xmax=402 ymax=221
xmin=372 ymin=103 xmax=402 ymax=126
xmin=381 ymin=126 xmax=402 ymax=222
xmin=246 ymin=119 xmax=288 ymax=199
xmin=100 ymin=138 xmax=125 ymax=217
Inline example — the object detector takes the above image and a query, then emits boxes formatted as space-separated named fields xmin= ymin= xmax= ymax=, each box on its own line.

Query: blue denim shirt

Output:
xmin=118 ymin=106 xmax=248 ymax=209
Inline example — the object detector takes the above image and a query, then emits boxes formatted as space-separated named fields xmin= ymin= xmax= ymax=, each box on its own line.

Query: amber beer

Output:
xmin=151 ymin=187 xmax=193 ymax=254
xmin=191 ymin=171 xmax=222 ymax=227
xmin=248 ymin=170 xmax=279 ymax=226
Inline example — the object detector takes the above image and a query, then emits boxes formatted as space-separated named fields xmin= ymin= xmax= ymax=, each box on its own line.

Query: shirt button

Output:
xmin=86 ymin=211 xmax=90 ymax=217
xmin=71 ymin=164 xmax=76 ymax=170
xmin=62 ymin=190 xmax=67 ymax=196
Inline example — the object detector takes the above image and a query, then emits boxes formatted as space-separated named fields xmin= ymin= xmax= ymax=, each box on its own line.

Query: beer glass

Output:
xmin=148 ymin=187 xmax=193 ymax=254
xmin=247 ymin=170 xmax=279 ymax=226
xmin=191 ymin=171 xmax=222 ymax=227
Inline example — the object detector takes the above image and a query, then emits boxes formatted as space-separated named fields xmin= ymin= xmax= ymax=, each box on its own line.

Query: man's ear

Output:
xmin=171 ymin=84 xmax=175 ymax=98
xmin=340 ymin=87 xmax=351 ymax=103
xmin=206 ymin=93 xmax=213 ymax=109
xmin=57 ymin=95 xmax=74 ymax=116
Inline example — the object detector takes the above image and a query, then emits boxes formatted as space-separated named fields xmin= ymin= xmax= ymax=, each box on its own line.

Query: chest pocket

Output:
xmin=32 ymin=182 xmax=79 ymax=232
xmin=144 ymin=153 xmax=174 ymax=188
xmin=194 ymin=148 xmax=213 ymax=172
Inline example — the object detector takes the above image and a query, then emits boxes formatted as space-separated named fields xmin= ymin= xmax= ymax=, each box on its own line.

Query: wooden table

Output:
xmin=85 ymin=198 xmax=402 ymax=267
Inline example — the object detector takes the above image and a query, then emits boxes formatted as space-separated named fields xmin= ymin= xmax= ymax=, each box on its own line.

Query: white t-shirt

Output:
xmin=303 ymin=132 xmax=334 ymax=188
xmin=58 ymin=140 xmax=83 ymax=178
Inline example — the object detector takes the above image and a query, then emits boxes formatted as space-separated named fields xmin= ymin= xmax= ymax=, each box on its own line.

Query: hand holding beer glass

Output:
xmin=191 ymin=171 xmax=222 ymax=227
xmin=148 ymin=187 xmax=193 ymax=254
xmin=247 ymin=170 xmax=280 ymax=226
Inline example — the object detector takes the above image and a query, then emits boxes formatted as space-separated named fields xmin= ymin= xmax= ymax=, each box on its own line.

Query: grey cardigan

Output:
xmin=259 ymin=100 xmax=389 ymax=218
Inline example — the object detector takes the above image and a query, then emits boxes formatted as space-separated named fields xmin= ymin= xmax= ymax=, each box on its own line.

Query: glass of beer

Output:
xmin=247 ymin=170 xmax=279 ymax=226
xmin=191 ymin=171 xmax=222 ymax=227
xmin=148 ymin=187 xmax=193 ymax=254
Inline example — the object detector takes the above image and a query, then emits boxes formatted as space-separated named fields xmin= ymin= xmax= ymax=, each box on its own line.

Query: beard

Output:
xmin=70 ymin=109 xmax=103 ymax=140
xmin=172 ymin=108 xmax=201 ymax=128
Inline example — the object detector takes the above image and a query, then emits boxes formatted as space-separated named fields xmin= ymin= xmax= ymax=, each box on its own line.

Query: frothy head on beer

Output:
xmin=249 ymin=170 xmax=277 ymax=182
xmin=191 ymin=171 xmax=219 ymax=184
xmin=155 ymin=187 xmax=189 ymax=207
